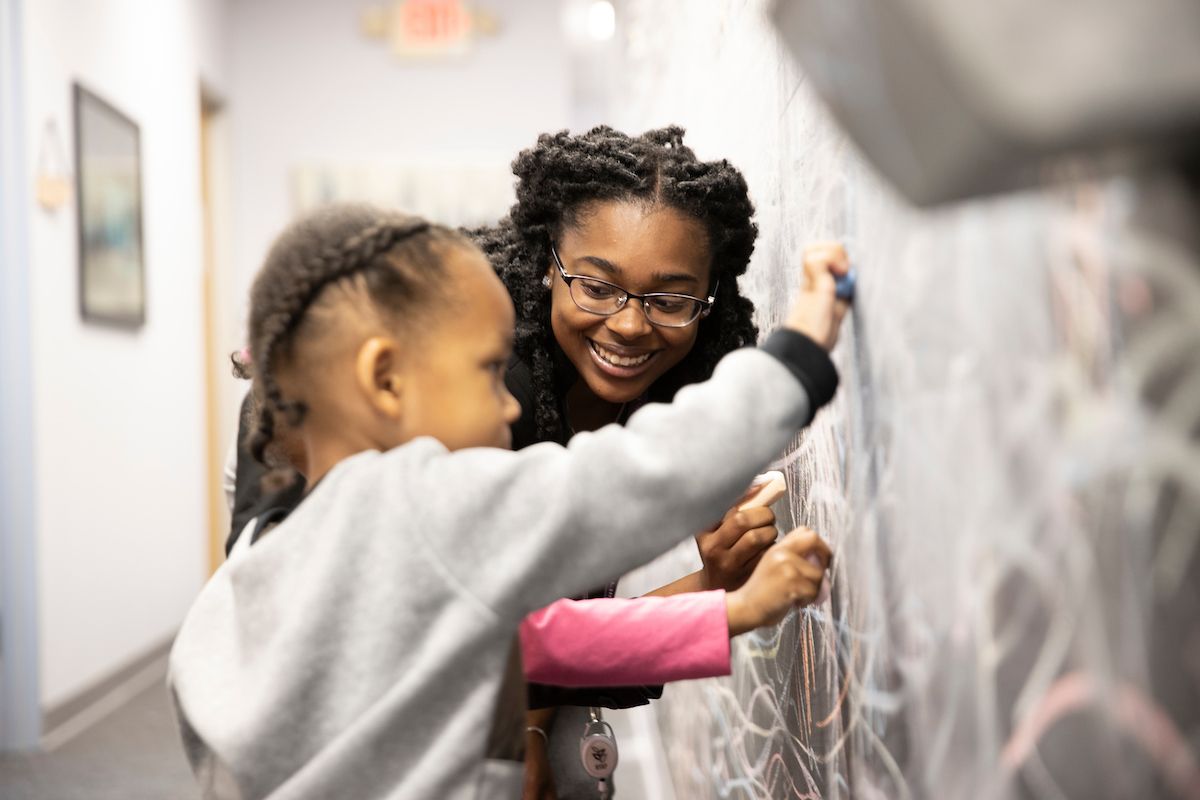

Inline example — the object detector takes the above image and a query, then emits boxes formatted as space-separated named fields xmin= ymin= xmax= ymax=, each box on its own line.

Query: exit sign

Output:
xmin=395 ymin=0 xmax=471 ymax=56
xmin=361 ymin=0 xmax=499 ymax=60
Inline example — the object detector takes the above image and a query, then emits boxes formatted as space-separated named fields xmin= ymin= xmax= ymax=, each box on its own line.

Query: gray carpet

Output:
xmin=0 ymin=682 xmax=198 ymax=799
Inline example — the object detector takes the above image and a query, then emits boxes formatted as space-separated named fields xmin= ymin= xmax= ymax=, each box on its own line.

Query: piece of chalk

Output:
xmin=738 ymin=470 xmax=787 ymax=511
xmin=749 ymin=470 xmax=784 ymax=489
xmin=835 ymin=269 xmax=856 ymax=301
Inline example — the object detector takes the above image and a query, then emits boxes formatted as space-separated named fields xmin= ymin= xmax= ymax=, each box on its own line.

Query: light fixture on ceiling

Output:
xmin=586 ymin=0 xmax=616 ymax=42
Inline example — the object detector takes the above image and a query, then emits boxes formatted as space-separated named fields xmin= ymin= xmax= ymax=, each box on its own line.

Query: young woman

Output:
xmin=471 ymin=126 xmax=848 ymax=797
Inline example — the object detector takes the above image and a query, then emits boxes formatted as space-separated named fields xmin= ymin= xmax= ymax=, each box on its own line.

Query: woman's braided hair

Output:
xmin=468 ymin=125 xmax=760 ymax=441
xmin=245 ymin=203 xmax=467 ymax=481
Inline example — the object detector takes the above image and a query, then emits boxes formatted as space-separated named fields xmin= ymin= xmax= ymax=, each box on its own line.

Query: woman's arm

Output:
xmin=641 ymin=571 xmax=707 ymax=598
xmin=522 ymin=708 xmax=557 ymax=800
xmin=642 ymin=506 xmax=778 ymax=598
xmin=645 ymin=472 xmax=787 ymax=597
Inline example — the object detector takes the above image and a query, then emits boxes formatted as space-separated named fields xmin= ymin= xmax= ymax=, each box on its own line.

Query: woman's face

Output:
xmin=548 ymin=200 xmax=713 ymax=405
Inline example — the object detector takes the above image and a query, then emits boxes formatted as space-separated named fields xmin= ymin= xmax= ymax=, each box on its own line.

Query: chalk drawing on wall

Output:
xmin=616 ymin=2 xmax=1200 ymax=798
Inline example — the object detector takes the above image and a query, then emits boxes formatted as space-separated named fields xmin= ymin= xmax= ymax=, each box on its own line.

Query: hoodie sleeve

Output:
xmin=397 ymin=331 xmax=837 ymax=622
xmin=520 ymin=591 xmax=731 ymax=686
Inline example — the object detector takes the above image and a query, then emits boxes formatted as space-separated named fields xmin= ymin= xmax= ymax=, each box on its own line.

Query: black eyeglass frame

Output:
xmin=549 ymin=245 xmax=717 ymax=329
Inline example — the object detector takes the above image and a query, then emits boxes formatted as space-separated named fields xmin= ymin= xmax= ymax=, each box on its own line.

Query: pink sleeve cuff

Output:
xmin=519 ymin=590 xmax=731 ymax=687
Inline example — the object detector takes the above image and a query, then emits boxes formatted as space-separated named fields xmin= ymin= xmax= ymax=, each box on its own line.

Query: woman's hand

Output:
xmin=725 ymin=527 xmax=832 ymax=635
xmin=785 ymin=241 xmax=852 ymax=350
xmin=697 ymin=504 xmax=780 ymax=592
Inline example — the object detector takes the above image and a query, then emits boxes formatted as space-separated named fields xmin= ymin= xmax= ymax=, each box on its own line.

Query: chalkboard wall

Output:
xmin=617 ymin=3 xmax=1200 ymax=798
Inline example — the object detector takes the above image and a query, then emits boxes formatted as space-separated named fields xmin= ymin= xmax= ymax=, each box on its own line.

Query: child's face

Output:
xmin=390 ymin=245 xmax=522 ymax=451
xmin=548 ymin=201 xmax=713 ymax=405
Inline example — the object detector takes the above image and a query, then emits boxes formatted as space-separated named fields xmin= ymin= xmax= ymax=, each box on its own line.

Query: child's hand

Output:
xmin=784 ymin=241 xmax=852 ymax=350
xmin=725 ymin=527 xmax=832 ymax=636
xmin=696 ymin=504 xmax=779 ymax=592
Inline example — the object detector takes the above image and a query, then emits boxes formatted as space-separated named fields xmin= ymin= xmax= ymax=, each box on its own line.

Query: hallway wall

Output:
xmin=223 ymin=0 xmax=572 ymax=359
xmin=20 ymin=0 xmax=228 ymax=710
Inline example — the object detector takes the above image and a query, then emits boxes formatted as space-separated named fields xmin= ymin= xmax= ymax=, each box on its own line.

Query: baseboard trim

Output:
xmin=40 ymin=635 xmax=174 ymax=750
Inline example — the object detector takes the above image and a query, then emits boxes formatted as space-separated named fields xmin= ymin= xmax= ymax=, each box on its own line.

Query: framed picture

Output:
xmin=73 ymin=83 xmax=145 ymax=328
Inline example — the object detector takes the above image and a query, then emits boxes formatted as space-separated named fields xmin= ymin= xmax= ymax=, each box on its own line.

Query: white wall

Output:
xmin=193 ymin=0 xmax=230 ymax=92
xmin=224 ymin=0 xmax=572 ymax=333
xmin=15 ymin=0 xmax=570 ymax=711
xmin=22 ymin=0 xmax=225 ymax=708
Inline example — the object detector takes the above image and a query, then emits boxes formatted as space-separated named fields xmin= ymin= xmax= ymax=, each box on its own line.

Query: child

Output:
xmin=224 ymin=440 xmax=827 ymax=692
xmin=220 ymin=370 xmax=816 ymax=693
xmin=220 ymin=402 xmax=830 ymax=693
xmin=169 ymin=203 xmax=847 ymax=798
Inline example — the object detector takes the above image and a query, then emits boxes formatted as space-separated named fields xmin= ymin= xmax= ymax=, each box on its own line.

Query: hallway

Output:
xmin=0 ymin=674 xmax=197 ymax=800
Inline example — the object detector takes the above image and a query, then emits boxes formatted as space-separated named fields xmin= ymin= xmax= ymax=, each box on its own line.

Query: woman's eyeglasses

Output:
xmin=550 ymin=246 xmax=716 ymax=328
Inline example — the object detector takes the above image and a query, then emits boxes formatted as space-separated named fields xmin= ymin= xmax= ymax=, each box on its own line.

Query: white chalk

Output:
xmin=738 ymin=470 xmax=787 ymax=511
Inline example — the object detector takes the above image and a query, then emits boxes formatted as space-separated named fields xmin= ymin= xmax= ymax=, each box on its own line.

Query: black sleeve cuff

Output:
xmin=759 ymin=329 xmax=839 ymax=417
xmin=527 ymin=682 xmax=663 ymax=710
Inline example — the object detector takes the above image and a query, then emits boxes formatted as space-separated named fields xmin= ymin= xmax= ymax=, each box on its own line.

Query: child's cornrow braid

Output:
xmin=467 ymin=125 xmax=760 ymax=442
xmin=246 ymin=214 xmax=433 ymax=475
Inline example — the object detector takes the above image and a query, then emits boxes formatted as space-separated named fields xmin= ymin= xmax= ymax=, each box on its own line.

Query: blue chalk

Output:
xmin=835 ymin=269 xmax=856 ymax=301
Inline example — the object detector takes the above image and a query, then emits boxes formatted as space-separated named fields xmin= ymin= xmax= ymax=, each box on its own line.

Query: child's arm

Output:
xmin=404 ymin=333 xmax=827 ymax=621
xmin=520 ymin=593 xmax=730 ymax=687
xmin=402 ymin=245 xmax=850 ymax=621
xmin=519 ymin=527 xmax=831 ymax=687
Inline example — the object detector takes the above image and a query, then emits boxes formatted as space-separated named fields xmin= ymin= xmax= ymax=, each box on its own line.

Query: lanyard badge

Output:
xmin=580 ymin=707 xmax=618 ymax=797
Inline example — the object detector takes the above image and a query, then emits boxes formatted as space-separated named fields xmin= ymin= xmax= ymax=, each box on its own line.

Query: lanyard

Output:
xmin=580 ymin=707 xmax=618 ymax=798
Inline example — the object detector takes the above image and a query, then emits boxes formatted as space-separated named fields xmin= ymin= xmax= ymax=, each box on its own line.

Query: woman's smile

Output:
xmin=586 ymin=338 xmax=661 ymax=377
xmin=550 ymin=201 xmax=713 ymax=405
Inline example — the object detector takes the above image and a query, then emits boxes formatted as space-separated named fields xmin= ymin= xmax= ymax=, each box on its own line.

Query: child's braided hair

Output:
xmin=245 ymin=203 xmax=468 ymax=482
xmin=467 ymin=125 xmax=760 ymax=442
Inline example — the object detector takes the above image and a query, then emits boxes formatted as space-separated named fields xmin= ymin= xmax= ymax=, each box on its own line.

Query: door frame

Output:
xmin=200 ymin=85 xmax=232 ymax=574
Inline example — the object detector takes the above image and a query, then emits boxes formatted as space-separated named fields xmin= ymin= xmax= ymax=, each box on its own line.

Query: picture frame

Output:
xmin=73 ymin=83 xmax=145 ymax=329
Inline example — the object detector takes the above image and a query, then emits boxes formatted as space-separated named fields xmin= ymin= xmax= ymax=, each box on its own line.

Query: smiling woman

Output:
xmin=548 ymin=203 xmax=717 ymax=423
xmin=469 ymin=125 xmax=770 ymax=798
xmin=473 ymin=125 xmax=761 ymax=447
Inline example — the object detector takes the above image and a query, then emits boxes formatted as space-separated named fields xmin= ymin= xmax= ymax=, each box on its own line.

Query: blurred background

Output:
xmin=1 ymin=0 xmax=1198 ymax=798
xmin=0 ymin=1 xmax=632 ymax=796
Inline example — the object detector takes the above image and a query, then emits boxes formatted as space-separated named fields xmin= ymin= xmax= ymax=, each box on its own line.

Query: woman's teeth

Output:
xmin=591 ymin=341 xmax=652 ymax=367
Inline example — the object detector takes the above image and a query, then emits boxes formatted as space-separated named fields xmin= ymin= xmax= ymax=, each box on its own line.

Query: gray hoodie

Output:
xmin=168 ymin=331 xmax=837 ymax=799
